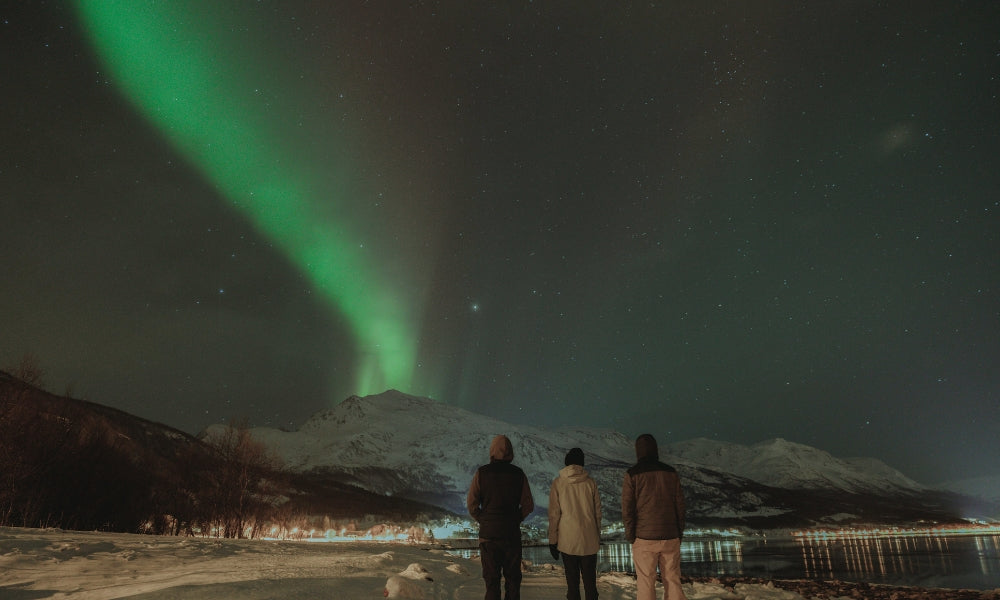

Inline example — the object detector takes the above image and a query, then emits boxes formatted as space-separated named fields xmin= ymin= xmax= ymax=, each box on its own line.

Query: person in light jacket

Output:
xmin=468 ymin=434 xmax=535 ymax=600
xmin=548 ymin=447 xmax=602 ymax=600
xmin=622 ymin=433 xmax=687 ymax=600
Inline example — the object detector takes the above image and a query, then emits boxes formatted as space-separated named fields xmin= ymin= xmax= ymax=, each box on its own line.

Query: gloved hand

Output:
xmin=549 ymin=545 xmax=560 ymax=560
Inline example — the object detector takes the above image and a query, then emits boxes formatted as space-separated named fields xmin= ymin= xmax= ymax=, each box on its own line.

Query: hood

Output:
xmin=558 ymin=464 xmax=590 ymax=483
xmin=635 ymin=433 xmax=659 ymax=461
xmin=489 ymin=434 xmax=514 ymax=462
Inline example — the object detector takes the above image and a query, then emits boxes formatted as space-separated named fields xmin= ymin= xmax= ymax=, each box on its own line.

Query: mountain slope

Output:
xmin=205 ymin=390 xmax=637 ymax=516
xmin=937 ymin=475 xmax=1000 ymax=507
xmin=214 ymin=390 xmax=979 ymax=529
xmin=1 ymin=370 xmax=213 ymax=531
xmin=0 ymin=373 xmax=452 ymax=534
xmin=664 ymin=437 xmax=924 ymax=493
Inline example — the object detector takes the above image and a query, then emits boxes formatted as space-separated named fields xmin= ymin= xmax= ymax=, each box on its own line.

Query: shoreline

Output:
xmin=3 ymin=527 xmax=1000 ymax=598
xmin=443 ymin=537 xmax=1000 ymax=593
xmin=683 ymin=576 xmax=1000 ymax=599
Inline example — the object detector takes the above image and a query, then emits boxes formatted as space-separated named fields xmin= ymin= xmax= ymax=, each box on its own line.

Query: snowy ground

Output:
xmin=1 ymin=527 xmax=997 ymax=599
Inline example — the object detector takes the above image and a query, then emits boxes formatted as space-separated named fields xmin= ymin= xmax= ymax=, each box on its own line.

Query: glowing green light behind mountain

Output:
xmin=74 ymin=0 xmax=417 ymax=396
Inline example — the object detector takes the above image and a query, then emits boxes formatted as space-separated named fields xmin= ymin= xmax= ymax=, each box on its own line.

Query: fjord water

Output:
xmin=521 ymin=533 xmax=1000 ymax=590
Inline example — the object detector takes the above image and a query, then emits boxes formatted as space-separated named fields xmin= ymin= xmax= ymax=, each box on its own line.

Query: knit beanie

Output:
xmin=565 ymin=447 xmax=585 ymax=466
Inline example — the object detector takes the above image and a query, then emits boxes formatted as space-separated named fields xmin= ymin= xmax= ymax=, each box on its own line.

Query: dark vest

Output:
xmin=476 ymin=461 xmax=526 ymax=540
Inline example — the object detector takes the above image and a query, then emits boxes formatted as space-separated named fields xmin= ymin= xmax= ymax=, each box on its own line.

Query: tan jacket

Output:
xmin=547 ymin=464 xmax=602 ymax=555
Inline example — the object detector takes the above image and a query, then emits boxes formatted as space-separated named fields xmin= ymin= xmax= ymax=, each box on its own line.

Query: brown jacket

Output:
xmin=621 ymin=434 xmax=685 ymax=543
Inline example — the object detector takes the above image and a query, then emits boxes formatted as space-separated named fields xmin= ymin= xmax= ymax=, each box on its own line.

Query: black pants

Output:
xmin=562 ymin=552 xmax=599 ymax=600
xmin=480 ymin=539 xmax=522 ymax=600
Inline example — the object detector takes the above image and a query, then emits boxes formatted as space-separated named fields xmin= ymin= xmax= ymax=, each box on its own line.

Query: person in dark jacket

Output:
xmin=467 ymin=434 xmax=535 ymax=600
xmin=621 ymin=433 xmax=687 ymax=600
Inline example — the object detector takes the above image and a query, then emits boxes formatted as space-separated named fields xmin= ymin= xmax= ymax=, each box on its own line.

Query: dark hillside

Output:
xmin=0 ymin=370 xmax=216 ymax=531
xmin=0 ymin=371 xmax=455 ymax=536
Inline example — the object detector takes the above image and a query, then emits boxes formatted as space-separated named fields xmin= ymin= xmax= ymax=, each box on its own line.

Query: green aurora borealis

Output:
xmin=74 ymin=0 xmax=421 ymax=397
xmin=4 ymin=1 xmax=998 ymax=483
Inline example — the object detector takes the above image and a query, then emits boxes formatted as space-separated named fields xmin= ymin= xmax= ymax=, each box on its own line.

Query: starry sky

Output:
xmin=3 ymin=1 xmax=998 ymax=484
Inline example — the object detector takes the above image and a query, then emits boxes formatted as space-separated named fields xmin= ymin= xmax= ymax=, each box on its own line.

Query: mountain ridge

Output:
xmin=206 ymin=389 xmax=995 ymax=529
xmin=664 ymin=436 xmax=924 ymax=493
xmin=0 ymin=374 xmax=457 ymax=534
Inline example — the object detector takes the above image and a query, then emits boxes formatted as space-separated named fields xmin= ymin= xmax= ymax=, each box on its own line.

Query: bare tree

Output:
xmin=0 ymin=361 xmax=75 ymax=527
xmin=201 ymin=419 xmax=284 ymax=538
xmin=9 ymin=352 xmax=44 ymax=388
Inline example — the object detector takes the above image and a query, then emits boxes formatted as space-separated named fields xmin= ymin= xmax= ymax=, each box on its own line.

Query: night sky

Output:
xmin=3 ymin=2 xmax=998 ymax=484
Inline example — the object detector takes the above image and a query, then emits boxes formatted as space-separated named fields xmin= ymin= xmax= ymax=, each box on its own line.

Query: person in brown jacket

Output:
xmin=621 ymin=433 xmax=687 ymax=600
xmin=467 ymin=434 xmax=535 ymax=600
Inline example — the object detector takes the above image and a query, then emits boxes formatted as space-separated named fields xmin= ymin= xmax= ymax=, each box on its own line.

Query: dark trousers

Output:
xmin=480 ymin=539 xmax=522 ymax=600
xmin=562 ymin=552 xmax=599 ymax=600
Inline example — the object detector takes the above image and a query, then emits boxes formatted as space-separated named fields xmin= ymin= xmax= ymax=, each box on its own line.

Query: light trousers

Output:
xmin=632 ymin=537 xmax=686 ymax=600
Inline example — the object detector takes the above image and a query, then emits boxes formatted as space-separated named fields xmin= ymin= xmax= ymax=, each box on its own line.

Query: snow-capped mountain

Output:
xmin=206 ymin=390 xmax=637 ymax=517
xmin=937 ymin=475 xmax=1000 ymax=506
xmin=205 ymin=390 xmax=975 ymax=529
xmin=664 ymin=437 xmax=924 ymax=493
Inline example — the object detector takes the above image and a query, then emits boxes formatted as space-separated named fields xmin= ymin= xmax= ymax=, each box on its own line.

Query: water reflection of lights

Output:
xmin=599 ymin=538 xmax=744 ymax=574
xmin=601 ymin=543 xmax=634 ymax=573
xmin=793 ymin=524 xmax=1000 ymax=539
xmin=793 ymin=526 xmax=1000 ymax=580
xmin=683 ymin=539 xmax=744 ymax=565
xmin=796 ymin=535 xmax=935 ymax=580
xmin=977 ymin=536 xmax=1000 ymax=576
